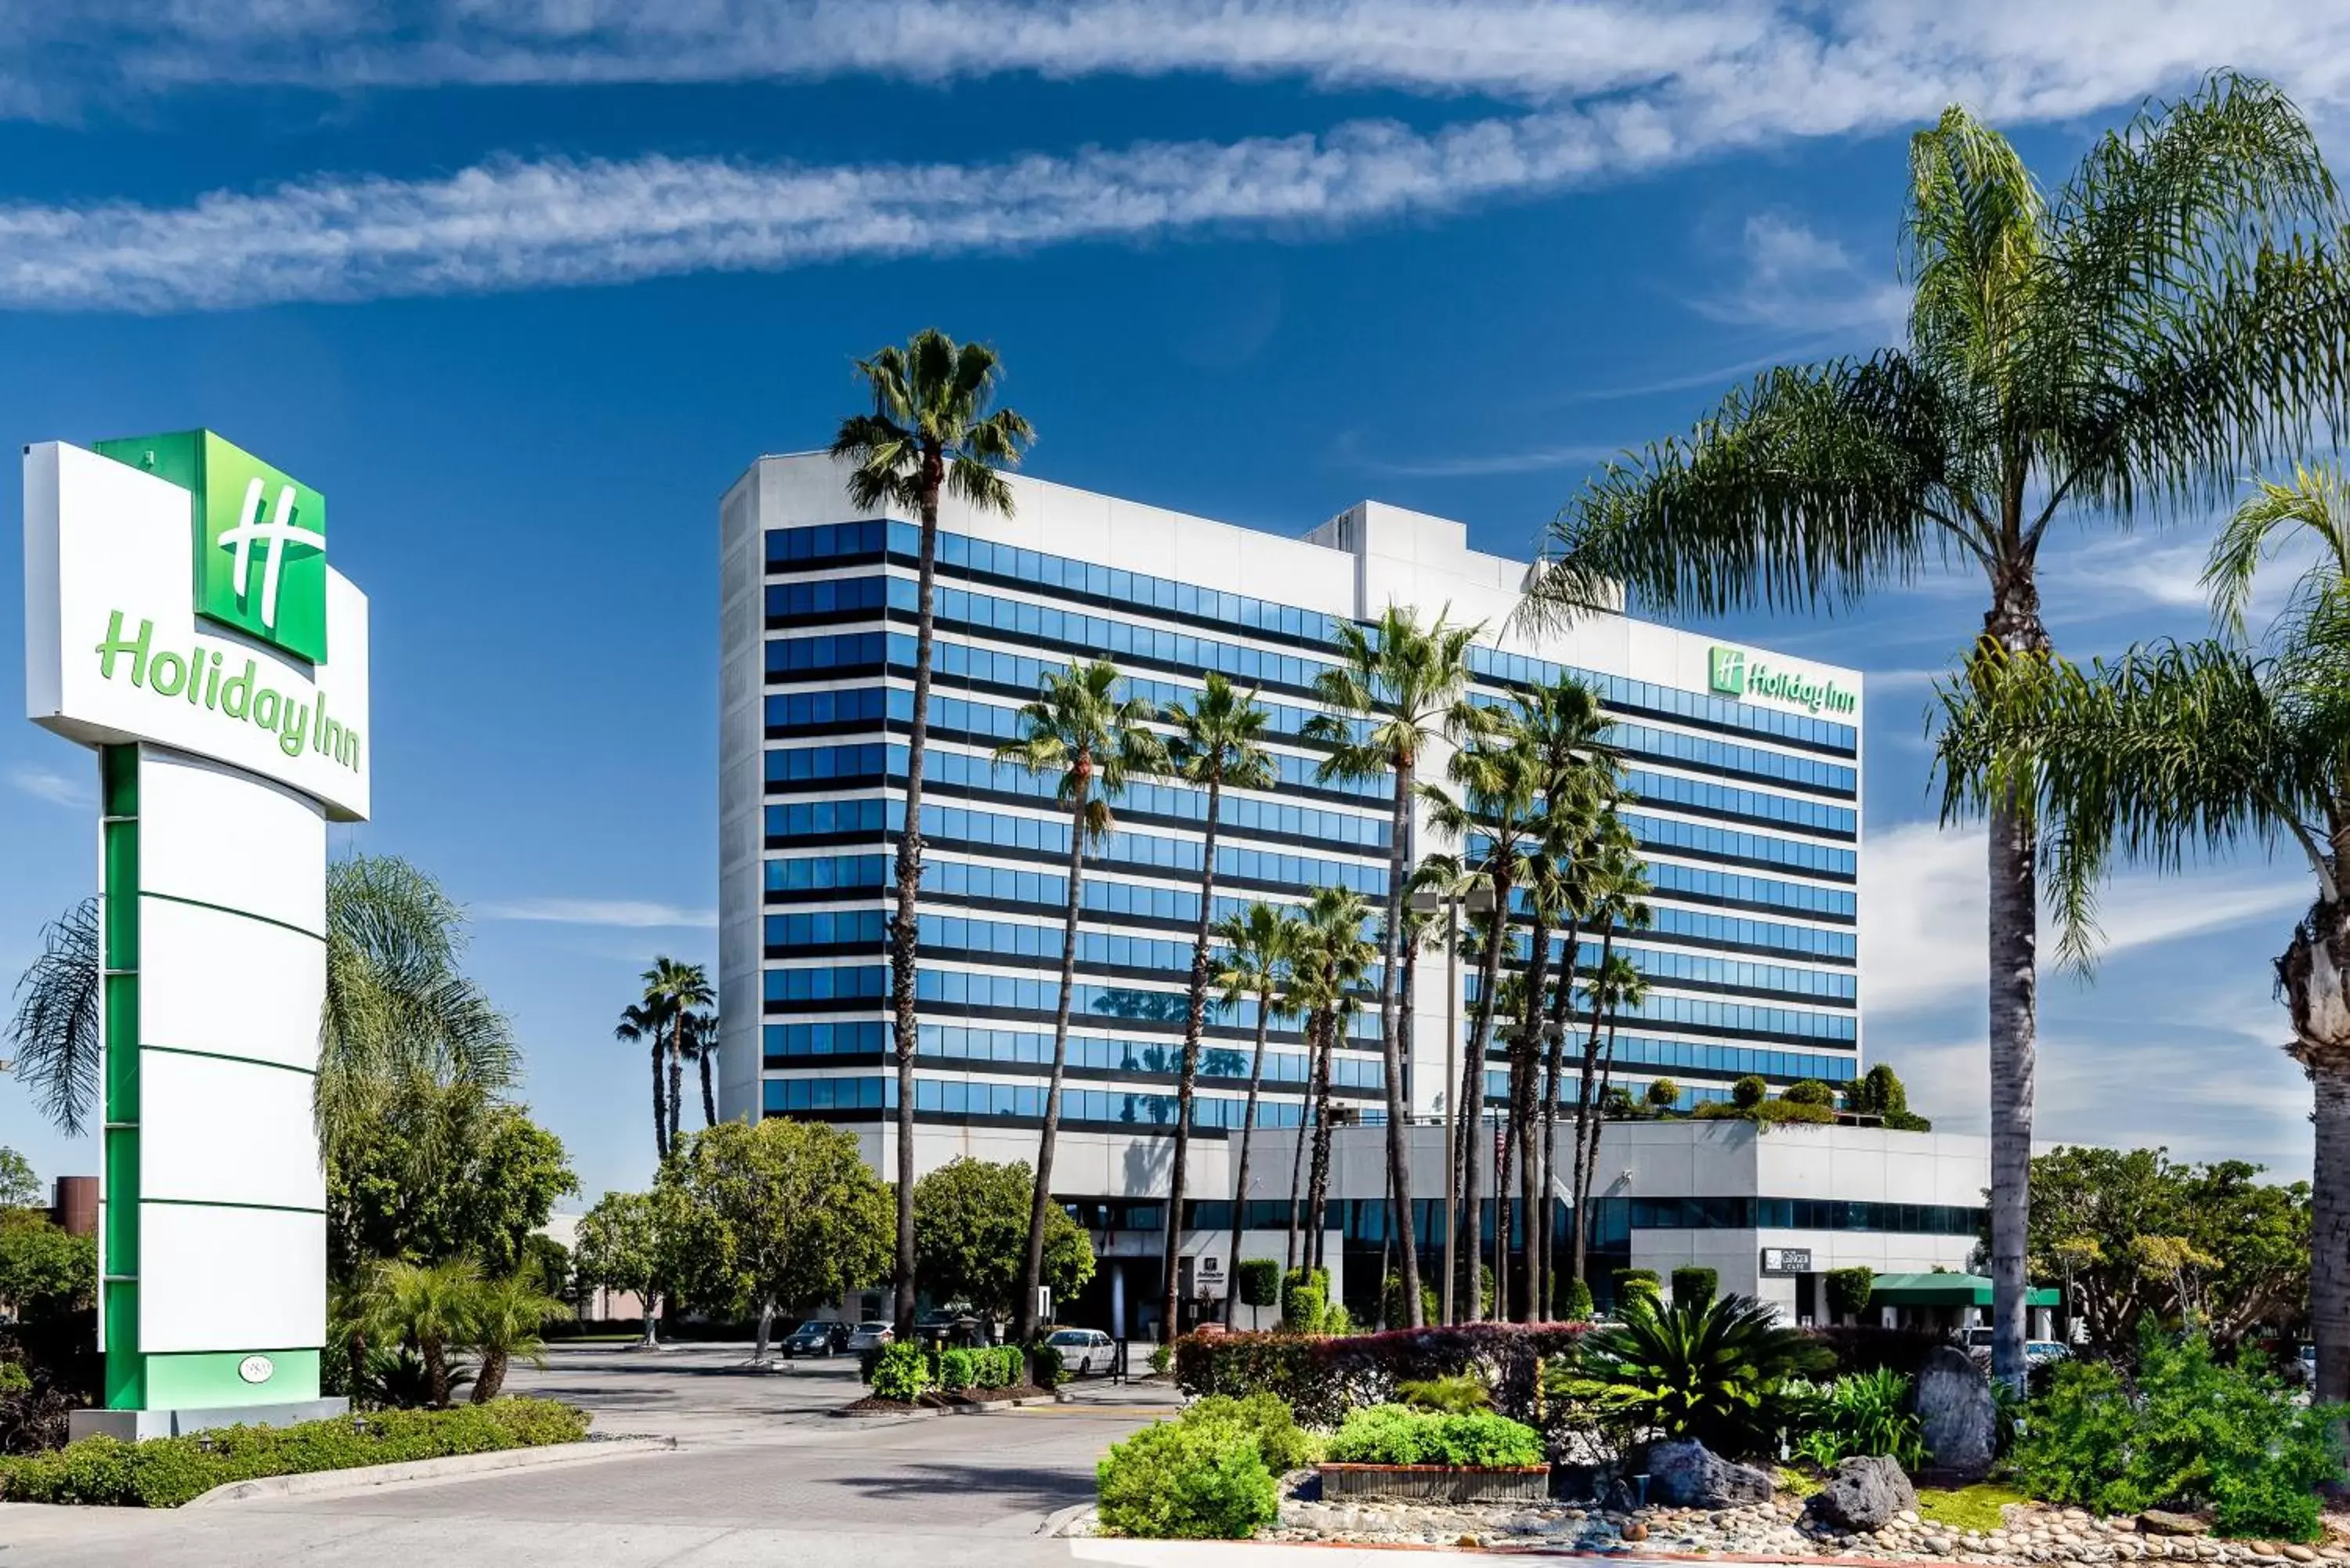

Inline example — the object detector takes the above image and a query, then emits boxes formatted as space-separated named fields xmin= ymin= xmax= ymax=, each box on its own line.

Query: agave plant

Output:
xmin=1549 ymin=1293 xmax=1831 ymax=1458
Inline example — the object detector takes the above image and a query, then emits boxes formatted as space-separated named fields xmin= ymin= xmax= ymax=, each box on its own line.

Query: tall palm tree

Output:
xmin=1934 ymin=462 xmax=2350 ymax=1403
xmin=1573 ymin=950 xmax=1649 ymax=1285
xmin=1304 ymin=605 xmax=1485 ymax=1328
xmin=614 ymin=1000 xmax=669 ymax=1162
xmin=1520 ymin=74 xmax=2350 ymax=1386
xmin=1422 ymin=724 xmax=1544 ymax=1317
xmin=642 ymin=958 xmax=713 ymax=1155
xmin=1211 ymin=901 xmax=1303 ymax=1327
xmin=1568 ymin=862 xmax=1652 ymax=1293
xmin=993 ymin=659 xmax=1166 ymax=1342
xmin=10 ymin=854 xmax=516 ymax=1163
xmin=1294 ymin=885 xmax=1376 ymax=1279
xmin=832 ymin=327 xmax=1036 ymax=1339
xmin=1158 ymin=673 xmax=1275 ymax=1341
xmin=679 ymin=1007 xmax=721 ymax=1130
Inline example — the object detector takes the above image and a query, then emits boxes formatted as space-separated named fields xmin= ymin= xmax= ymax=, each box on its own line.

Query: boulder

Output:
xmin=1913 ymin=1346 xmax=1998 ymax=1477
xmin=1644 ymin=1440 xmax=1773 ymax=1508
xmin=1806 ymin=1455 xmax=1920 ymax=1533
xmin=2139 ymin=1512 xmax=2210 ymax=1538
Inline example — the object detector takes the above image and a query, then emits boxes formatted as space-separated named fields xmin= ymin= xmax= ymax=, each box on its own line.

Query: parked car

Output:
xmin=1047 ymin=1327 xmax=1117 ymax=1377
xmin=916 ymin=1310 xmax=983 ymax=1347
xmin=845 ymin=1321 xmax=895 ymax=1353
xmin=2025 ymin=1339 xmax=2069 ymax=1367
xmin=781 ymin=1321 xmax=847 ymax=1358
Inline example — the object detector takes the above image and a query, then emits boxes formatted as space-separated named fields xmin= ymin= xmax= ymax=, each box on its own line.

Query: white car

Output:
xmin=1047 ymin=1328 xmax=1117 ymax=1376
xmin=845 ymin=1320 xmax=895 ymax=1353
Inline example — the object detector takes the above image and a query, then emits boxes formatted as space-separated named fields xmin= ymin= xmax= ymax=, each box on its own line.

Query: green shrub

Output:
xmin=1694 ymin=1098 xmax=1838 ymax=1126
xmin=1645 ymin=1078 xmax=1680 ymax=1109
xmin=1324 ymin=1404 xmax=1542 ymax=1467
xmin=0 ymin=1364 xmax=31 ymax=1397
xmin=1671 ymin=1266 xmax=1717 ymax=1307
xmin=1551 ymin=1293 xmax=1830 ymax=1460
xmin=1381 ymin=1272 xmax=1437 ymax=1330
xmin=1825 ymin=1266 xmax=1877 ymax=1321
xmin=1395 ymin=1374 xmax=1491 ymax=1414
xmin=1150 ymin=1343 xmax=1173 ymax=1376
xmin=1730 ymin=1075 xmax=1767 ymax=1108
xmin=1184 ymin=1393 xmax=1318 ymax=1472
xmin=1559 ymin=1277 xmax=1595 ymax=1322
xmin=1235 ymin=1259 xmax=1281 ymax=1310
xmin=1322 ymin=1302 xmax=1353 ymax=1335
xmin=1097 ymin=1420 xmax=1278 ymax=1538
xmin=1171 ymin=1321 xmax=1585 ymax=1429
xmin=1783 ymin=1079 xmax=1835 ymax=1107
xmin=1613 ymin=1268 xmax=1660 ymax=1308
xmin=938 ymin=1348 xmax=978 ymax=1389
xmin=1280 ymin=1268 xmax=1329 ymax=1334
xmin=1787 ymin=1368 xmax=1926 ymax=1470
xmin=2012 ymin=1331 xmax=2341 ymax=1540
xmin=1027 ymin=1339 xmax=1067 ymax=1389
xmin=974 ymin=1346 xmax=1019 ymax=1388
xmin=870 ymin=1343 xmax=933 ymax=1403
xmin=0 ymin=1400 xmax=588 ymax=1508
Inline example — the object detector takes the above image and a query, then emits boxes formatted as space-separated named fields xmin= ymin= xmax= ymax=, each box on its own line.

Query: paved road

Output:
xmin=0 ymin=1344 xmax=1184 ymax=1566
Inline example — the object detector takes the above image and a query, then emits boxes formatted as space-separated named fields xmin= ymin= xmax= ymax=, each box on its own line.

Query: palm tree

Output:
xmin=466 ymin=1271 xmax=573 ymax=1403
xmin=642 ymin=958 xmax=713 ymax=1155
xmin=10 ymin=854 xmax=516 ymax=1165
xmin=1294 ymin=886 xmax=1375 ymax=1279
xmin=993 ymin=659 xmax=1167 ymax=1342
xmin=355 ymin=1256 xmax=483 ymax=1409
xmin=614 ymin=1000 xmax=668 ymax=1162
xmin=1568 ymin=852 xmax=1651 ymax=1294
xmin=1520 ymin=74 xmax=2350 ymax=1386
xmin=678 ymin=1006 xmax=721 ymax=1131
xmin=1211 ymin=901 xmax=1302 ymax=1327
xmin=1574 ymin=949 xmax=1649 ymax=1272
xmin=1158 ymin=673 xmax=1275 ymax=1341
xmin=832 ymin=327 xmax=1036 ymax=1339
xmin=1933 ymin=463 xmax=2350 ymax=1404
xmin=1304 ymin=605 xmax=1485 ymax=1329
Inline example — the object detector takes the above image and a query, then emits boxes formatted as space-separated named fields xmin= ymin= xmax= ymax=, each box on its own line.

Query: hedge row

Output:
xmin=1173 ymin=1323 xmax=1585 ymax=1429
xmin=937 ymin=1346 xmax=1026 ymax=1390
xmin=0 ymin=1398 xmax=591 ymax=1508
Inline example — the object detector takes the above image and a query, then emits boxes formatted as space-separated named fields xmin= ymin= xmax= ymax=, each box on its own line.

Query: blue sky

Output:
xmin=2 ymin=2 xmax=2343 ymax=1207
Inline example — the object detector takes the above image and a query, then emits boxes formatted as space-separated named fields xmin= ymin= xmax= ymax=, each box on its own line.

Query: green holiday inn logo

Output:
xmin=1708 ymin=644 xmax=1857 ymax=717
xmin=93 ymin=429 xmax=327 ymax=664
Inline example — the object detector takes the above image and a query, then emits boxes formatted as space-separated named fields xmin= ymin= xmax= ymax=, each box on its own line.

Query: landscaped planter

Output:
xmin=1318 ymin=1461 xmax=1552 ymax=1504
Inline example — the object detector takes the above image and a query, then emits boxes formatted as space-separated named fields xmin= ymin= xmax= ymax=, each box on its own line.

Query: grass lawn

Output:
xmin=1917 ymin=1484 xmax=2028 ymax=1534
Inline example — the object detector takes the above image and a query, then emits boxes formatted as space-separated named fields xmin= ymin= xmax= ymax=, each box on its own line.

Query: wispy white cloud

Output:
xmin=1354 ymin=440 xmax=1632 ymax=479
xmin=6 ymin=764 xmax=91 ymax=809
xmin=1690 ymin=212 xmax=1908 ymax=338
xmin=6 ymin=2 xmax=2350 ymax=312
xmin=480 ymin=897 xmax=718 ymax=929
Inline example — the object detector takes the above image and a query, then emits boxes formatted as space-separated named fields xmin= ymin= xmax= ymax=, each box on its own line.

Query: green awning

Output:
xmin=1869 ymin=1272 xmax=2058 ymax=1309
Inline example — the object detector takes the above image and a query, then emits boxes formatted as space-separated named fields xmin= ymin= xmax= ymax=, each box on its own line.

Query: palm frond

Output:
xmin=6 ymin=899 xmax=101 ymax=1136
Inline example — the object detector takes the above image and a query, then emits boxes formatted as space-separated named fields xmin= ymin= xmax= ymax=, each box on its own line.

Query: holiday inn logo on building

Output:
xmin=94 ymin=429 xmax=328 ymax=664
xmin=1708 ymin=644 xmax=1858 ymax=717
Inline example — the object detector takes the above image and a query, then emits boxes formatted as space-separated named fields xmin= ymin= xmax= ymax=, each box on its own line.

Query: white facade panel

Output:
xmin=139 ymin=896 xmax=324 ymax=1071
xmin=139 ymin=1204 xmax=326 ymax=1353
xmin=136 ymin=748 xmax=327 ymax=937
xmin=138 ymin=1050 xmax=324 ymax=1211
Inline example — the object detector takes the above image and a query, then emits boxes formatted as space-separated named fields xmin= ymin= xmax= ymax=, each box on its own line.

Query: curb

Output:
xmin=827 ymin=1393 xmax=1063 ymax=1421
xmin=183 ymin=1435 xmax=679 ymax=1507
xmin=1041 ymin=1501 xmax=1097 ymax=1537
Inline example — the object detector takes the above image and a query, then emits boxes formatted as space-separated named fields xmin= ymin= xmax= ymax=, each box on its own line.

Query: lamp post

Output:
xmin=1412 ymin=880 xmax=1494 ymax=1324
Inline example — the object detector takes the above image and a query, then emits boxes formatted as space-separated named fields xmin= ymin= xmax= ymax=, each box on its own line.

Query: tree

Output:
xmin=325 ymin=1088 xmax=577 ymax=1284
xmin=573 ymin=1187 xmax=704 ymax=1347
xmin=1568 ymin=851 xmax=1651 ymax=1294
xmin=641 ymin=957 xmax=713 ymax=1156
xmin=0 ymin=1210 xmax=94 ymax=1321
xmin=1285 ymin=886 xmax=1375 ymax=1282
xmin=614 ymin=999 xmax=668 ymax=1162
xmin=913 ymin=1156 xmax=1095 ymax=1321
xmin=833 ymin=327 xmax=1035 ymax=1340
xmin=465 ymin=1271 xmax=572 ymax=1403
xmin=1645 ymin=1078 xmax=1679 ymax=1110
xmin=662 ymin=1117 xmax=894 ymax=1360
xmin=0 ymin=1149 xmax=39 ymax=1210
xmin=352 ymin=1257 xmax=481 ymax=1408
xmin=681 ymin=1007 xmax=721 ymax=1130
xmin=1573 ymin=948 xmax=1649 ymax=1292
xmin=1524 ymin=74 xmax=2350 ymax=1389
xmin=1305 ymin=605 xmax=1485 ymax=1330
xmin=1158 ymin=673 xmax=1274 ymax=1342
xmin=1210 ymin=901 xmax=1302 ymax=1327
xmin=992 ymin=658 xmax=1166 ymax=1342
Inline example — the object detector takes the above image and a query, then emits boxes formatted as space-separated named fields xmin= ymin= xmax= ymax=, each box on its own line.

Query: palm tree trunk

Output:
xmin=424 ymin=1338 xmax=450 ymax=1409
xmin=1517 ymin=910 xmax=1553 ymax=1317
xmin=1493 ymin=1076 xmax=1514 ymax=1321
xmin=1548 ymin=920 xmax=1583 ymax=1285
xmin=2282 ymin=898 xmax=2350 ymax=1408
xmin=1454 ymin=893 xmax=1509 ymax=1317
xmin=1162 ymin=771 xmax=1224 ymax=1344
xmin=1016 ymin=770 xmax=1091 ymax=1345
xmin=1569 ymin=923 xmax=1615 ymax=1292
xmin=700 ymin=1050 xmax=718 ymax=1129
xmin=649 ymin=1038 xmax=668 ymax=1162
xmin=1285 ymin=1008 xmax=1319 ymax=1274
xmin=1225 ymin=985 xmax=1274 ymax=1328
xmin=1987 ymin=793 xmax=2037 ymax=1393
xmin=1576 ymin=1022 xmax=1622 ymax=1261
xmin=888 ymin=471 xmax=945 ymax=1340
xmin=472 ymin=1348 xmax=507 ymax=1404
xmin=1539 ymin=1003 xmax=1565 ymax=1314
xmin=667 ymin=1013 xmax=686 ymax=1153
xmin=1376 ymin=757 xmax=1425 ymax=1326
xmin=1307 ymin=1006 xmax=1339 ymax=1276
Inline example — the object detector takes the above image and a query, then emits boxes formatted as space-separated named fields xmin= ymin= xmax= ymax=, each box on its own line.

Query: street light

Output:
xmin=1411 ymin=880 xmax=1495 ymax=1324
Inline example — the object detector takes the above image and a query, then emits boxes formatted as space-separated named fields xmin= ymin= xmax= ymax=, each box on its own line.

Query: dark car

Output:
xmin=781 ymin=1321 xmax=846 ymax=1357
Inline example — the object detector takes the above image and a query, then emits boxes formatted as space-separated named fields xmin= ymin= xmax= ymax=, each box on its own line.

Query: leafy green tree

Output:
xmin=660 ymin=1118 xmax=894 ymax=1359
xmin=1305 ymin=605 xmax=1485 ymax=1328
xmin=1526 ymin=74 xmax=2350 ymax=1389
xmin=573 ymin=1187 xmax=706 ymax=1347
xmin=1211 ymin=901 xmax=1302 ymax=1327
xmin=0 ymin=1149 xmax=39 ymax=1210
xmin=326 ymin=1089 xmax=577 ymax=1284
xmin=1158 ymin=673 xmax=1275 ymax=1342
xmin=0 ymin=1211 xmax=94 ymax=1321
xmin=1644 ymin=1079 xmax=1679 ymax=1110
xmin=465 ymin=1271 xmax=572 ymax=1403
xmin=992 ymin=658 xmax=1166 ymax=1341
xmin=913 ymin=1156 xmax=1094 ymax=1321
xmin=833 ymin=327 xmax=1034 ymax=1339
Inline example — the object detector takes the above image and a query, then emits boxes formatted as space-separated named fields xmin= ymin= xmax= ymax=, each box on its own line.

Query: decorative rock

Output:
xmin=2142 ymin=1515 xmax=2213 ymax=1538
xmin=1622 ymin=1522 xmax=1649 ymax=1542
xmin=1644 ymin=1440 xmax=1774 ymax=1508
xmin=1914 ymin=1346 xmax=2000 ymax=1478
xmin=1806 ymin=1454 xmax=1922 ymax=1534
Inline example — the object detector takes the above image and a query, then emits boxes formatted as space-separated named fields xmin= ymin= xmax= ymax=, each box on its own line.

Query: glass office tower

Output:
xmin=717 ymin=455 xmax=1862 ymax=1324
